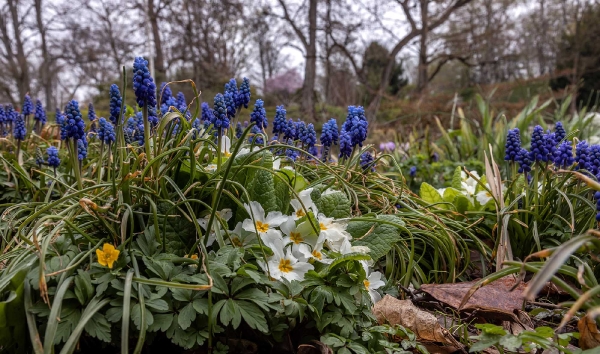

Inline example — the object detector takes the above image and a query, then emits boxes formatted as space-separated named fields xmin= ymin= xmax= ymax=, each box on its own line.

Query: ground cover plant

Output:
xmin=1 ymin=59 xmax=600 ymax=354
xmin=0 ymin=57 xmax=480 ymax=354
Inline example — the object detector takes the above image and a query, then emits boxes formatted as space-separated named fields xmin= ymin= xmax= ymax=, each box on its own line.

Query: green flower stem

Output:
xmin=97 ymin=141 xmax=104 ymax=185
xmin=143 ymin=104 xmax=151 ymax=165
xmin=69 ymin=139 xmax=83 ymax=190
xmin=217 ymin=129 xmax=222 ymax=171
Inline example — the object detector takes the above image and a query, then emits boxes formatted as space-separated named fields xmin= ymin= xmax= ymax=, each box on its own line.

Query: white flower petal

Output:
xmin=265 ymin=212 xmax=287 ymax=227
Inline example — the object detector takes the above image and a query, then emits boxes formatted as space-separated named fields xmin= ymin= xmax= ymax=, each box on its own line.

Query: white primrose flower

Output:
xmin=364 ymin=270 xmax=385 ymax=303
xmin=242 ymin=201 xmax=287 ymax=245
xmin=290 ymin=188 xmax=318 ymax=219
xmin=339 ymin=240 xmax=370 ymax=255
xmin=317 ymin=214 xmax=352 ymax=252
xmin=258 ymin=237 xmax=314 ymax=281
xmin=197 ymin=209 xmax=232 ymax=247
xmin=298 ymin=240 xmax=332 ymax=264
xmin=475 ymin=184 xmax=506 ymax=206
xmin=205 ymin=164 xmax=218 ymax=172
xmin=227 ymin=222 xmax=257 ymax=248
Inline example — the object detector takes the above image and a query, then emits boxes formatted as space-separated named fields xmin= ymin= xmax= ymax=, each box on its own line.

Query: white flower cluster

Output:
xmin=437 ymin=171 xmax=504 ymax=206
xmin=197 ymin=188 xmax=385 ymax=302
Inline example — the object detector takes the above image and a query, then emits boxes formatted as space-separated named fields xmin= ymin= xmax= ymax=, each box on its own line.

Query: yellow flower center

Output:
xmin=191 ymin=254 xmax=198 ymax=260
xmin=278 ymin=259 xmax=293 ymax=273
xmin=295 ymin=209 xmax=306 ymax=218
xmin=290 ymin=232 xmax=303 ymax=244
xmin=312 ymin=249 xmax=322 ymax=260
xmin=319 ymin=222 xmax=328 ymax=230
xmin=363 ymin=279 xmax=370 ymax=290
xmin=255 ymin=220 xmax=269 ymax=233
xmin=224 ymin=151 xmax=231 ymax=157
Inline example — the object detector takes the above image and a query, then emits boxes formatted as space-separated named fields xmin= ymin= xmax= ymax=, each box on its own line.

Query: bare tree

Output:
xmin=275 ymin=0 xmax=318 ymax=121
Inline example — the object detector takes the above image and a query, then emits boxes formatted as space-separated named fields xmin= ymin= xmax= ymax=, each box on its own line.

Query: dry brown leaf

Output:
xmin=420 ymin=277 xmax=526 ymax=316
xmin=373 ymin=295 xmax=462 ymax=348
xmin=578 ymin=314 xmax=600 ymax=350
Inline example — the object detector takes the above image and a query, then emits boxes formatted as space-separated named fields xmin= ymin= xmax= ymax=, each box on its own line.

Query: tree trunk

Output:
xmin=148 ymin=0 xmax=166 ymax=82
xmin=8 ymin=0 xmax=30 ymax=105
xmin=416 ymin=0 xmax=429 ymax=93
xmin=35 ymin=0 xmax=53 ymax=109
xmin=302 ymin=0 xmax=317 ymax=121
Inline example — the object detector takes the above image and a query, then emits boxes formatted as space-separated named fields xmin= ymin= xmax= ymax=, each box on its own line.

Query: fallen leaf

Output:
xmin=578 ymin=313 xmax=600 ymax=350
xmin=420 ymin=277 xmax=526 ymax=316
xmin=373 ymin=295 xmax=463 ymax=349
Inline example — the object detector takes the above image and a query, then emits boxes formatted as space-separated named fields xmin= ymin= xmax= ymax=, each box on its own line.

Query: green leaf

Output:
xmin=321 ymin=333 xmax=346 ymax=347
xmin=350 ymin=215 xmax=405 ymax=261
xmin=499 ymin=335 xmax=522 ymax=351
xmin=145 ymin=298 xmax=169 ymax=312
xmin=192 ymin=298 xmax=209 ymax=315
xmin=84 ymin=312 xmax=111 ymax=343
xmin=131 ymin=303 xmax=154 ymax=330
xmin=237 ymin=300 xmax=268 ymax=333
xmin=74 ymin=270 xmax=94 ymax=305
xmin=148 ymin=313 xmax=173 ymax=332
xmin=219 ymin=299 xmax=242 ymax=329
xmin=178 ymin=303 xmax=196 ymax=330
xmin=451 ymin=166 xmax=463 ymax=189
xmin=314 ymin=192 xmax=351 ymax=218
xmin=420 ymin=182 xmax=445 ymax=208
xmin=469 ymin=333 xmax=502 ymax=352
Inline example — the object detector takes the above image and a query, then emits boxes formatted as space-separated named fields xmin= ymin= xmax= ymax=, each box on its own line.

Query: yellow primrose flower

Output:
xmin=96 ymin=243 xmax=120 ymax=269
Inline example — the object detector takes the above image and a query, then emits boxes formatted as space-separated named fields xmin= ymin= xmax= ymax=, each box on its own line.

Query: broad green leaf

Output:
xmin=350 ymin=215 xmax=405 ymax=261
xmin=451 ymin=166 xmax=463 ymax=189
xmin=499 ymin=335 xmax=522 ymax=351
xmin=313 ymin=192 xmax=351 ymax=218
xmin=148 ymin=313 xmax=173 ymax=332
xmin=178 ymin=303 xmax=196 ymax=330
xmin=84 ymin=312 xmax=111 ymax=343
xmin=74 ymin=270 xmax=93 ymax=305
xmin=237 ymin=300 xmax=268 ymax=333
xmin=420 ymin=182 xmax=445 ymax=208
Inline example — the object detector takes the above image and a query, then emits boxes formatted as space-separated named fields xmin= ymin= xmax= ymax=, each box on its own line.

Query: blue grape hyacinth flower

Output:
xmin=273 ymin=105 xmax=286 ymax=135
xmin=109 ymin=84 xmax=123 ymax=125
xmin=343 ymin=106 xmax=368 ymax=147
xmin=225 ymin=78 xmax=238 ymax=96
xmin=212 ymin=94 xmax=230 ymax=130
xmin=235 ymin=122 xmax=243 ymax=138
xmin=339 ymin=130 xmax=352 ymax=159
xmin=224 ymin=91 xmax=236 ymax=118
xmin=133 ymin=57 xmax=157 ymax=109
xmin=516 ymin=148 xmax=532 ymax=173
xmin=575 ymin=141 xmax=590 ymax=171
xmin=46 ymin=146 xmax=60 ymax=168
xmin=97 ymin=117 xmax=116 ymax=145
xmin=504 ymin=128 xmax=521 ymax=162
xmin=14 ymin=114 xmax=26 ymax=140
xmin=360 ymin=152 xmax=376 ymax=172
xmin=528 ymin=125 xmax=549 ymax=163
xmin=250 ymin=99 xmax=267 ymax=130
xmin=409 ymin=166 xmax=417 ymax=177
xmin=554 ymin=122 xmax=566 ymax=142
xmin=64 ymin=100 xmax=86 ymax=141
xmin=589 ymin=145 xmax=600 ymax=176
xmin=553 ymin=140 xmax=574 ymax=169
xmin=77 ymin=138 xmax=88 ymax=161
xmin=22 ymin=94 xmax=33 ymax=116
xmin=34 ymin=100 xmax=47 ymax=125
xmin=237 ymin=77 xmax=251 ymax=109
xmin=201 ymin=102 xmax=214 ymax=126
xmin=88 ymin=103 xmax=96 ymax=121
xmin=321 ymin=119 xmax=339 ymax=148
xmin=176 ymin=92 xmax=186 ymax=111
xmin=300 ymin=123 xmax=317 ymax=148
xmin=249 ymin=125 xmax=264 ymax=144
xmin=159 ymin=82 xmax=173 ymax=107
xmin=283 ymin=118 xmax=296 ymax=142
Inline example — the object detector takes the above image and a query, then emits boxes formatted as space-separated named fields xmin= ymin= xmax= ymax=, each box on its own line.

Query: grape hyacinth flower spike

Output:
xmin=320 ymin=118 xmax=339 ymax=161
xmin=22 ymin=94 xmax=33 ymax=132
xmin=46 ymin=146 xmax=60 ymax=176
xmin=133 ymin=57 xmax=156 ymax=155
xmin=0 ymin=105 xmax=5 ymax=137
xmin=554 ymin=122 xmax=566 ymax=143
xmin=273 ymin=105 xmax=286 ymax=136
xmin=237 ymin=77 xmax=250 ymax=109
xmin=250 ymin=99 xmax=267 ymax=131
xmin=504 ymin=128 xmax=521 ymax=162
xmin=109 ymin=84 xmax=123 ymax=125
xmin=360 ymin=152 xmax=376 ymax=172
xmin=528 ymin=125 xmax=549 ymax=163
xmin=14 ymin=113 xmax=26 ymax=157
xmin=339 ymin=129 xmax=352 ymax=160
xmin=553 ymin=140 xmax=574 ymax=169
xmin=34 ymin=99 xmax=47 ymax=135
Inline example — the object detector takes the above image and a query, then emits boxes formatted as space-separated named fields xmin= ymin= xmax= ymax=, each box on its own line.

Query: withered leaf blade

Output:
xmin=420 ymin=277 xmax=526 ymax=315
xmin=373 ymin=295 xmax=462 ymax=349
xmin=578 ymin=314 xmax=600 ymax=350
